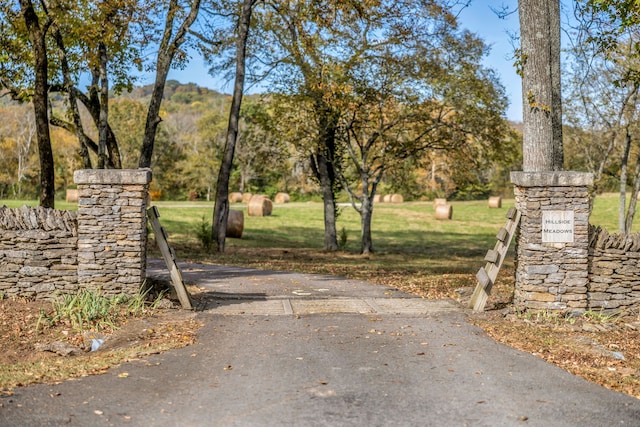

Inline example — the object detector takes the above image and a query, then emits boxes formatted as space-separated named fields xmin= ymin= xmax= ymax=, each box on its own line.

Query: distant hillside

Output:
xmin=120 ymin=80 xmax=228 ymax=103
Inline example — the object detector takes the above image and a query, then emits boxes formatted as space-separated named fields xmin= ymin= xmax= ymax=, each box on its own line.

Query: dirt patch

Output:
xmin=0 ymin=294 xmax=202 ymax=392
xmin=469 ymin=308 xmax=640 ymax=399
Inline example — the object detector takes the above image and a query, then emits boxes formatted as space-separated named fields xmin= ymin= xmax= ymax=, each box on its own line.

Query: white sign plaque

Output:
xmin=542 ymin=210 xmax=574 ymax=243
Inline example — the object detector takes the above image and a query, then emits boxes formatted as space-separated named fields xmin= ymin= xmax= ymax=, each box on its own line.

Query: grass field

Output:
xmin=1 ymin=192 xmax=633 ymax=302
xmin=151 ymin=193 xmax=633 ymax=250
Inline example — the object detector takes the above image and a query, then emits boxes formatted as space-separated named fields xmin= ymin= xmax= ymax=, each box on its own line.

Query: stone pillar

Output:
xmin=511 ymin=171 xmax=593 ymax=312
xmin=73 ymin=169 xmax=152 ymax=295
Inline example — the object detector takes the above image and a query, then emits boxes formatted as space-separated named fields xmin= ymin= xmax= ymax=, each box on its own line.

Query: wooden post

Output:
xmin=147 ymin=206 xmax=193 ymax=310
xmin=469 ymin=207 xmax=521 ymax=311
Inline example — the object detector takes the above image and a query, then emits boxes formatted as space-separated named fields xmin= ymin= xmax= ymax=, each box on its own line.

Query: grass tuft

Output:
xmin=36 ymin=288 xmax=162 ymax=333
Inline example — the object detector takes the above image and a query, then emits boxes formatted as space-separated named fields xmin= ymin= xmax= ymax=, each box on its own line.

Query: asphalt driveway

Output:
xmin=1 ymin=260 xmax=638 ymax=426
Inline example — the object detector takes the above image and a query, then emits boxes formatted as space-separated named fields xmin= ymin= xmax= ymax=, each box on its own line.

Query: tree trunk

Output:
xmin=76 ymin=79 xmax=121 ymax=168
xmin=212 ymin=0 xmax=255 ymax=253
xmin=620 ymin=130 xmax=631 ymax=233
xmin=360 ymin=192 xmax=374 ymax=254
xmin=52 ymin=26 xmax=92 ymax=169
xmin=20 ymin=0 xmax=55 ymax=208
xmin=311 ymin=152 xmax=339 ymax=251
xmin=625 ymin=148 xmax=640 ymax=234
xmin=97 ymin=42 xmax=109 ymax=169
xmin=309 ymin=103 xmax=340 ymax=251
xmin=518 ymin=0 xmax=563 ymax=171
xmin=139 ymin=0 xmax=201 ymax=169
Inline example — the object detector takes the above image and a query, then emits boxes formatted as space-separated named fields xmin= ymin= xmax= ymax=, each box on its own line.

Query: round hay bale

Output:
xmin=435 ymin=203 xmax=453 ymax=220
xmin=247 ymin=195 xmax=273 ymax=216
xmin=274 ymin=192 xmax=290 ymax=204
xmin=434 ymin=198 xmax=447 ymax=207
xmin=242 ymin=193 xmax=253 ymax=203
xmin=229 ymin=192 xmax=243 ymax=203
xmin=66 ymin=189 xmax=78 ymax=203
xmin=226 ymin=209 xmax=244 ymax=238
xmin=488 ymin=196 xmax=502 ymax=208
xmin=390 ymin=194 xmax=403 ymax=203
xmin=383 ymin=194 xmax=392 ymax=203
xmin=373 ymin=194 xmax=382 ymax=203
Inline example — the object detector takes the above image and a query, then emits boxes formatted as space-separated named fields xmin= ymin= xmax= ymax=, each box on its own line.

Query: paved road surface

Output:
xmin=1 ymin=260 xmax=638 ymax=426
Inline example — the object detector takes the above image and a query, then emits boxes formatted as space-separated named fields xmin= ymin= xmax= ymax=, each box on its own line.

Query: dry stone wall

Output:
xmin=0 ymin=169 xmax=152 ymax=300
xmin=588 ymin=226 xmax=640 ymax=312
xmin=0 ymin=206 xmax=78 ymax=298
xmin=75 ymin=169 xmax=151 ymax=295
xmin=511 ymin=171 xmax=640 ymax=313
xmin=511 ymin=172 xmax=592 ymax=312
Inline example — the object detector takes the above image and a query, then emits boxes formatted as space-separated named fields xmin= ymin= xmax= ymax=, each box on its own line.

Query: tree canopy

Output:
xmin=0 ymin=0 xmax=521 ymax=250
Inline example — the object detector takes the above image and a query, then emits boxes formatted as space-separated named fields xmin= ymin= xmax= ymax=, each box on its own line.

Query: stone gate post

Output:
xmin=511 ymin=171 xmax=593 ymax=312
xmin=73 ymin=169 xmax=152 ymax=295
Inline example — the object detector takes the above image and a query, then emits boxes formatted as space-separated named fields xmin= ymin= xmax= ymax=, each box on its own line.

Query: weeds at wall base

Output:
xmin=36 ymin=287 xmax=166 ymax=334
xmin=514 ymin=308 xmax=628 ymax=327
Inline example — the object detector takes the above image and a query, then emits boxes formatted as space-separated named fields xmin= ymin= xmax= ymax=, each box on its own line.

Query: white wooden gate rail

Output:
xmin=469 ymin=207 xmax=520 ymax=312
xmin=147 ymin=206 xmax=193 ymax=310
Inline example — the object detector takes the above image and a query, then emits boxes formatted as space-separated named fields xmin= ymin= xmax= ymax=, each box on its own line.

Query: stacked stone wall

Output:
xmin=512 ymin=172 xmax=592 ymax=311
xmin=0 ymin=169 xmax=151 ymax=300
xmin=0 ymin=206 xmax=78 ymax=299
xmin=588 ymin=226 xmax=640 ymax=312
xmin=75 ymin=169 xmax=151 ymax=296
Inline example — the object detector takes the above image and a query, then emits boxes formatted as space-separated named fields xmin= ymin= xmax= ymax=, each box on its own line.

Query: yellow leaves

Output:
xmin=309 ymin=80 xmax=354 ymax=103
xmin=513 ymin=48 xmax=527 ymax=77
xmin=526 ymin=90 xmax=551 ymax=115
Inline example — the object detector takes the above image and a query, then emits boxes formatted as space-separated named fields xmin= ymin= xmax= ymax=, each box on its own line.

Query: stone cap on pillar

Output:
xmin=73 ymin=169 xmax=152 ymax=185
xmin=511 ymin=171 xmax=593 ymax=187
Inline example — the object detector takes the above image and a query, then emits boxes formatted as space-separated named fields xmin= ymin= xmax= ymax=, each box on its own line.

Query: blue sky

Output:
xmin=457 ymin=1 xmax=521 ymax=122
xmin=157 ymin=1 xmax=523 ymax=122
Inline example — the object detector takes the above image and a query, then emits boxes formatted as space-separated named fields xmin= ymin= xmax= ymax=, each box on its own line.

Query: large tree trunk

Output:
xmin=338 ymin=157 xmax=381 ymax=255
xmin=139 ymin=0 xmax=201 ymax=169
xmin=20 ymin=0 xmax=55 ymax=208
xmin=518 ymin=0 xmax=563 ymax=171
xmin=212 ymin=0 xmax=255 ymax=253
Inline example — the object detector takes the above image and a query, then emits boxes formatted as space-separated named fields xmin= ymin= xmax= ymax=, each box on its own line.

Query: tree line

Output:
xmin=0 ymin=80 xmax=520 ymax=204
xmin=1 ymin=0 xmax=639 ymax=252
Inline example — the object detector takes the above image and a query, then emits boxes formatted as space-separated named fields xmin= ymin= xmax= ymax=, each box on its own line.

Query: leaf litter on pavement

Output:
xmin=2 ymin=248 xmax=640 ymax=400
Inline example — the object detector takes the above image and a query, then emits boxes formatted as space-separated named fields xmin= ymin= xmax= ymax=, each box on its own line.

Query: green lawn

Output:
xmin=1 ymin=193 xmax=634 ymax=255
xmin=110 ymin=193 xmax=635 ymax=251
xmin=0 ymin=192 xmax=635 ymax=301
